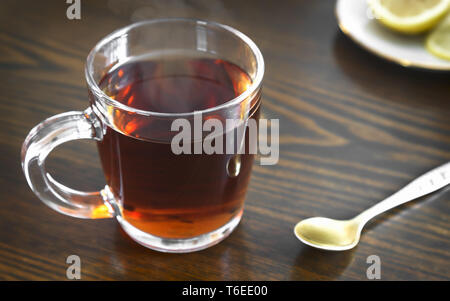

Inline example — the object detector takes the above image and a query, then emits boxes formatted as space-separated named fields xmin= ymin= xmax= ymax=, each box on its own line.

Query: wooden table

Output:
xmin=1 ymin=0 xmax=449 ymax=280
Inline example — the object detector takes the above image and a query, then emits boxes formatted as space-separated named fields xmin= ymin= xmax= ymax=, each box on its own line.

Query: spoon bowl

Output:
xmin=294 ymin=217 xmax=361 ymax=251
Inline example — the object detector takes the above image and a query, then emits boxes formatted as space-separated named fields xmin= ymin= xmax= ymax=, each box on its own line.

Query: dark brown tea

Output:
xmin=95 ymin=57 xmax=260 ymax=239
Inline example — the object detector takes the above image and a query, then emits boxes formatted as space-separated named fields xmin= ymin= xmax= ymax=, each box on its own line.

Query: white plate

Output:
xmin=335 ymin=0 xmax=450 ymax=71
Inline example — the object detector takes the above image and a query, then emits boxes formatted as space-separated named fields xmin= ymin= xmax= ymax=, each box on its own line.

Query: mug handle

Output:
xmin=21 ymin=107 xmax=115 ymax=219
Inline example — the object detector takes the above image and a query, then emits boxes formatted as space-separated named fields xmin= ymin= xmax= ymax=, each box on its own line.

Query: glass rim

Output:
xmin=85 ymin=18 xmax=265 ymax=118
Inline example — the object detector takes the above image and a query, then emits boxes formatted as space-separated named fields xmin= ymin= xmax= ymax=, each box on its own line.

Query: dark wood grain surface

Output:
xmin=0 ymin=0 xmax=449 ymax=280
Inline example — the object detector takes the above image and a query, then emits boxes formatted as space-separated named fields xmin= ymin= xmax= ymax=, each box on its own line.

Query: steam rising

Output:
xmin=107 ymin=0 xmax=235 ymax=24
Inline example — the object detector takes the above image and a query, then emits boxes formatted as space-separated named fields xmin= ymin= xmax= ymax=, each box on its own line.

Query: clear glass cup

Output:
xmin=21 ymin=19 xmax=264 ymax=253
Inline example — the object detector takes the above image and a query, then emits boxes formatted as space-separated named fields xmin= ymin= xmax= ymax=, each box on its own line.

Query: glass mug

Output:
xmin=21 ymin=19 xmax=264 ymax=252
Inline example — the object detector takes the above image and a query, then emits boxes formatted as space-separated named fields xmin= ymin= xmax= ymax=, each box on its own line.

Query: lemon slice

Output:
xmin=426 ymin=15 xmax=450 ymax=60
xmin=368 ymin=0 xmax=450 ymax=34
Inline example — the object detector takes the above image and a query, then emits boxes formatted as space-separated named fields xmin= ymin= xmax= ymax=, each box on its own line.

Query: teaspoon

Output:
xmin=294 ymin=162 xmax=450 ymax=251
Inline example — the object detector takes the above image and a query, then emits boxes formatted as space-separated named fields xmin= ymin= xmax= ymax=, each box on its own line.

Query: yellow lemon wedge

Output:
xmin=426 ymin=15 xmax=450 ymax=60
xmin=368 ymin=0 xmax=450 ymax=34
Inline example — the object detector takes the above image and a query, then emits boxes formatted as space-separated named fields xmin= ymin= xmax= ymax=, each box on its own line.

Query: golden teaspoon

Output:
xmin=294 ymin=162 xmax=450 ymax=251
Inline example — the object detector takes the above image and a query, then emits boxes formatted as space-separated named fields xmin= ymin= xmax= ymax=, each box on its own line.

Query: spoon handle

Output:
xmin=355 ymin=162 xmax=450 ymax=225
